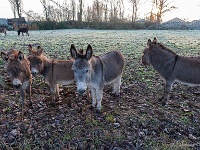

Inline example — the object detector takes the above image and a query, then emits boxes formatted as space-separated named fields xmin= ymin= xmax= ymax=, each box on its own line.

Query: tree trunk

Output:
xmin=78 ymin=0 xmax=83 ymax=26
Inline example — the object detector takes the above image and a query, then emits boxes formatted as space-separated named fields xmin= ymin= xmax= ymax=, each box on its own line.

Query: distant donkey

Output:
xmin=28 ymin=45 xmax=74 ymax=103
xmin=142 ymin=38 xmax=200 ymax=105
xmin=18 ymin=27 xmax=29 ymax=36
xmin=0 ymin=27 xmax=6 ymax=36
xmin=70 ymin=44 xmax=125 ymax=111
xmin=1 ymin=50 xmax=32 ymax=118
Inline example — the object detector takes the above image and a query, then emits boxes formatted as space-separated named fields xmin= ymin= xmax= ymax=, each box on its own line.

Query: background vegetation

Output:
xmin=8 ymin=0 xmax=177 ymax=30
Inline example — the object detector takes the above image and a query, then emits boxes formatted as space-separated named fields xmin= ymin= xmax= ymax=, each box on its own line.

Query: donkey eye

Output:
xmin=37 ymin=62 xmax=42 ymax=65
xmin=86 ymin=70 xmax=89 ymax=73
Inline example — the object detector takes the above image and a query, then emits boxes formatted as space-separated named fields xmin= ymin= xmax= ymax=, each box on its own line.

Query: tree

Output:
xmin=91 ymin=0 xmax=104 ymax=22
xmin=70 ymin=0 xmax=76 ymax=21
xmin=8 ymin=0 xmax=23 ymax=18
xmin=118 ymin=0 xmax=125 ymax=20
xmin=40 ymin=0 xmax=50 ymax=21
xmin=149 ymin=0 xmax=177 ymax=23
xmin=129 ymin=0 xmax=140 ymax=24
xmin=78 ymin=0 xmax=84 ymax=26
xmin=26 ymin=10 xmax=44 ymax=21
xmin=103 ymin=1 xmax=108 ymax=22
xmin=108 ymin=0 xmax=125 ymax=22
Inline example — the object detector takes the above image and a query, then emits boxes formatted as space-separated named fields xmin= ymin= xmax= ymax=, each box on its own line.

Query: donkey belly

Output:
xmin=57 ymin=80 xmax=74 ymax=85
xmin=101 ymin=51 xmax=125 ymax=84
xmin=104 ymin=76 xmax=120 ymax=85
xmin=176 ymin=71 xmax=200 ymax=85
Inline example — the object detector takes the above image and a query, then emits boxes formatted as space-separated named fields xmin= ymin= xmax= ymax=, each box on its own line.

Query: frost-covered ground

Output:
xmin=0 ymin=29 xmax=200 ymax=149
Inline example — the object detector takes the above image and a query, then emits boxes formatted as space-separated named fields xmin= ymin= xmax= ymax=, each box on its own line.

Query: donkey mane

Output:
xmin=151 ymin=43 xmax=177 ymax=55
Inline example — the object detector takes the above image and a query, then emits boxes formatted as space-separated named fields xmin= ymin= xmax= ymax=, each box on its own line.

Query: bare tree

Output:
xmin=78 ymin=0 xmax=84 ymax=25
xmin=85 ymin=5 xmax=92 ymax=22
xmin=103 ymin=1 xmax=108 ymax=22
xmin=109 ymin=0 xmax=118 ymax=22
xmin=109 ymin=0 xmax=125 ymax=22
xmin=26 ymin=10 xmax=44 ymax=21
xmin=70 ymin=0 xmax=76 ymax=21
xmin=129 ymin=0 xmax=140 ymax=24
xmin=8 ymin=0 xmax=17 ymax=18
xmin=40 ymin=0 xmax=50 ymax=21
xmin=118 ymin=0 xmax=124 ymax=20
xmin=149 ymin=0 xmax=177 ymax=23
xmin=92 ymin=0 xmax=104 ymax=22
xmin=8 ymin=0 xmax=23 ymax=18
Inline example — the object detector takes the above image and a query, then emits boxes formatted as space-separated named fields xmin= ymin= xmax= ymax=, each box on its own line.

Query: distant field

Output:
xmin=0 ymin=29 xmax=200 ymax=149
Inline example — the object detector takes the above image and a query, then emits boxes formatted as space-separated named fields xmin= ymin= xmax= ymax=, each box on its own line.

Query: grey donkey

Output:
xmin=142 ymin=38 xmax=200 ymax=105
xmin=70 ymin=44 xmax=125 ymax=111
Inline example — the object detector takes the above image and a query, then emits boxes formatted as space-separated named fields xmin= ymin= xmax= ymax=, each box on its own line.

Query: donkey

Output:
xmin=1 ymin=50 xmax=32 ymax=118
xmin=0 ymin=27 xmax=6 ymax=36
xmin=70 ymin=44 xmax=125 ymax=111
xmin=142 ymin=38 xmax=200 ymax=105
xmin=28 ymin=45 xmax=74 ymax=102
xmin=18 ymin=27 xmax=29 ymax=36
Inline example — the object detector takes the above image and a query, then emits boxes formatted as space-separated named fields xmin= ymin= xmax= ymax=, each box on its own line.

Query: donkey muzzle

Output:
xmin=31 ymin=68 xmax=39 ymax=75
xmin=13 ymin=84 xmax=22 ymax=89
xmin=77 ymin=89 xmax=86 ymax=95
xmin=13 ymin=78 xmax=22 ymax=89
xmin=76 ymin=82 xmax=87 ymax=95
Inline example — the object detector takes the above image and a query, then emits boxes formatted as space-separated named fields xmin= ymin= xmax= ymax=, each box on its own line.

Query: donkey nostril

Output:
xmin=78 ymin=89 xmax=86 ymax=95
xmin=13 ymin=84 xmax=21 ymax=89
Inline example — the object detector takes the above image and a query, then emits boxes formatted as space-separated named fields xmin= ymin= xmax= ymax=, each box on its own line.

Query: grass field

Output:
xmin=0 ymin=29 xmax=200 ymax=149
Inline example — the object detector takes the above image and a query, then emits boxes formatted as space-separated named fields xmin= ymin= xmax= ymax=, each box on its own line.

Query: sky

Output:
xmin=0 ymin=0 xmax=200 ymax=22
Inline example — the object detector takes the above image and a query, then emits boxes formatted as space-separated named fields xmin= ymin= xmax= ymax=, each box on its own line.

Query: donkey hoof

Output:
xmin=96 ymin=109 xmax=102 ymax=114
xmin=161 ymin=101 xmax=167 ymax=106
xmin=27 ymin=101 xmax=33 ymax=109
xmin=89 ymin=105 xmax=94 ymax=110
xmin=50 ymin=101 xmax=56 ymax=107
xmin=158 ymin=96 xmax=164 ymax=102
xmin=111 ymin=93 xmax=119 ymax=97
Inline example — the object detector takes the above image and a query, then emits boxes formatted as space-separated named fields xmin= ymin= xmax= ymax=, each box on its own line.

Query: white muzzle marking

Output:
xmin=31 ymin=68 xmax=39 ymax=74
xmin=77 ymin=82 xmax=87 ymax=94
xmin=13 ymin=78 xmax=22 ymax=86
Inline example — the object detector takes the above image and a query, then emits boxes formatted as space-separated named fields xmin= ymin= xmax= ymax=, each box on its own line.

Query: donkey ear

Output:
xmin=37 ymin=46 xmax=43 ymax=55
xmin=85 ymin=44 xmax=93 ymax=60
xmin=28 ymin=44 xmax=32 ymax=54
xmin=18 ymin=51 xmax=24 ymax=61
xmin=1 ymin=52 xmax=9 ymax=62
xmin=147 ymin=39 xmax=152 ymax=48
xmin=152 ymin=37 xmax=157 ymax=44
xmin=70 ymin=44 xmax=78 ymax=59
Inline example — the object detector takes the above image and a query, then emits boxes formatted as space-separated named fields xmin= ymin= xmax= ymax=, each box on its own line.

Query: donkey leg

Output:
xmin=26 ymin=84 xmax=33 ymax=107
xmin=90 ymin=88 xmax=96 ymax=108
xmin=20 ymin=88 xmax=26 ymax=119
xmin=50 ymin=84 xmax=57 ymax=103
xmin=56 ymin=84 xmax=60 ymax=99
xmin=96 ymin=89 xmax=103 ymax=111
xmin=163 ymin=81 xmax=173 ymax=106
xmin=112 ymin=75 xmax=122 ymax=96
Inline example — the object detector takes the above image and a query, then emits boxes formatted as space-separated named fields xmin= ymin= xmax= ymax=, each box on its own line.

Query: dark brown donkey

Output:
xmin=28 ymin=45 xmax=74 ymax=102
xmin=142 ymin=38 xmax=200 ymax=105
xmin=1 ymin=50 xmax=32 ymax=118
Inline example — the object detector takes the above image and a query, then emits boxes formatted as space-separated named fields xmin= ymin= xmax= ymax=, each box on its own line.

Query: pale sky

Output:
xmin=0 ymin=0 xmax=200 ymax=22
